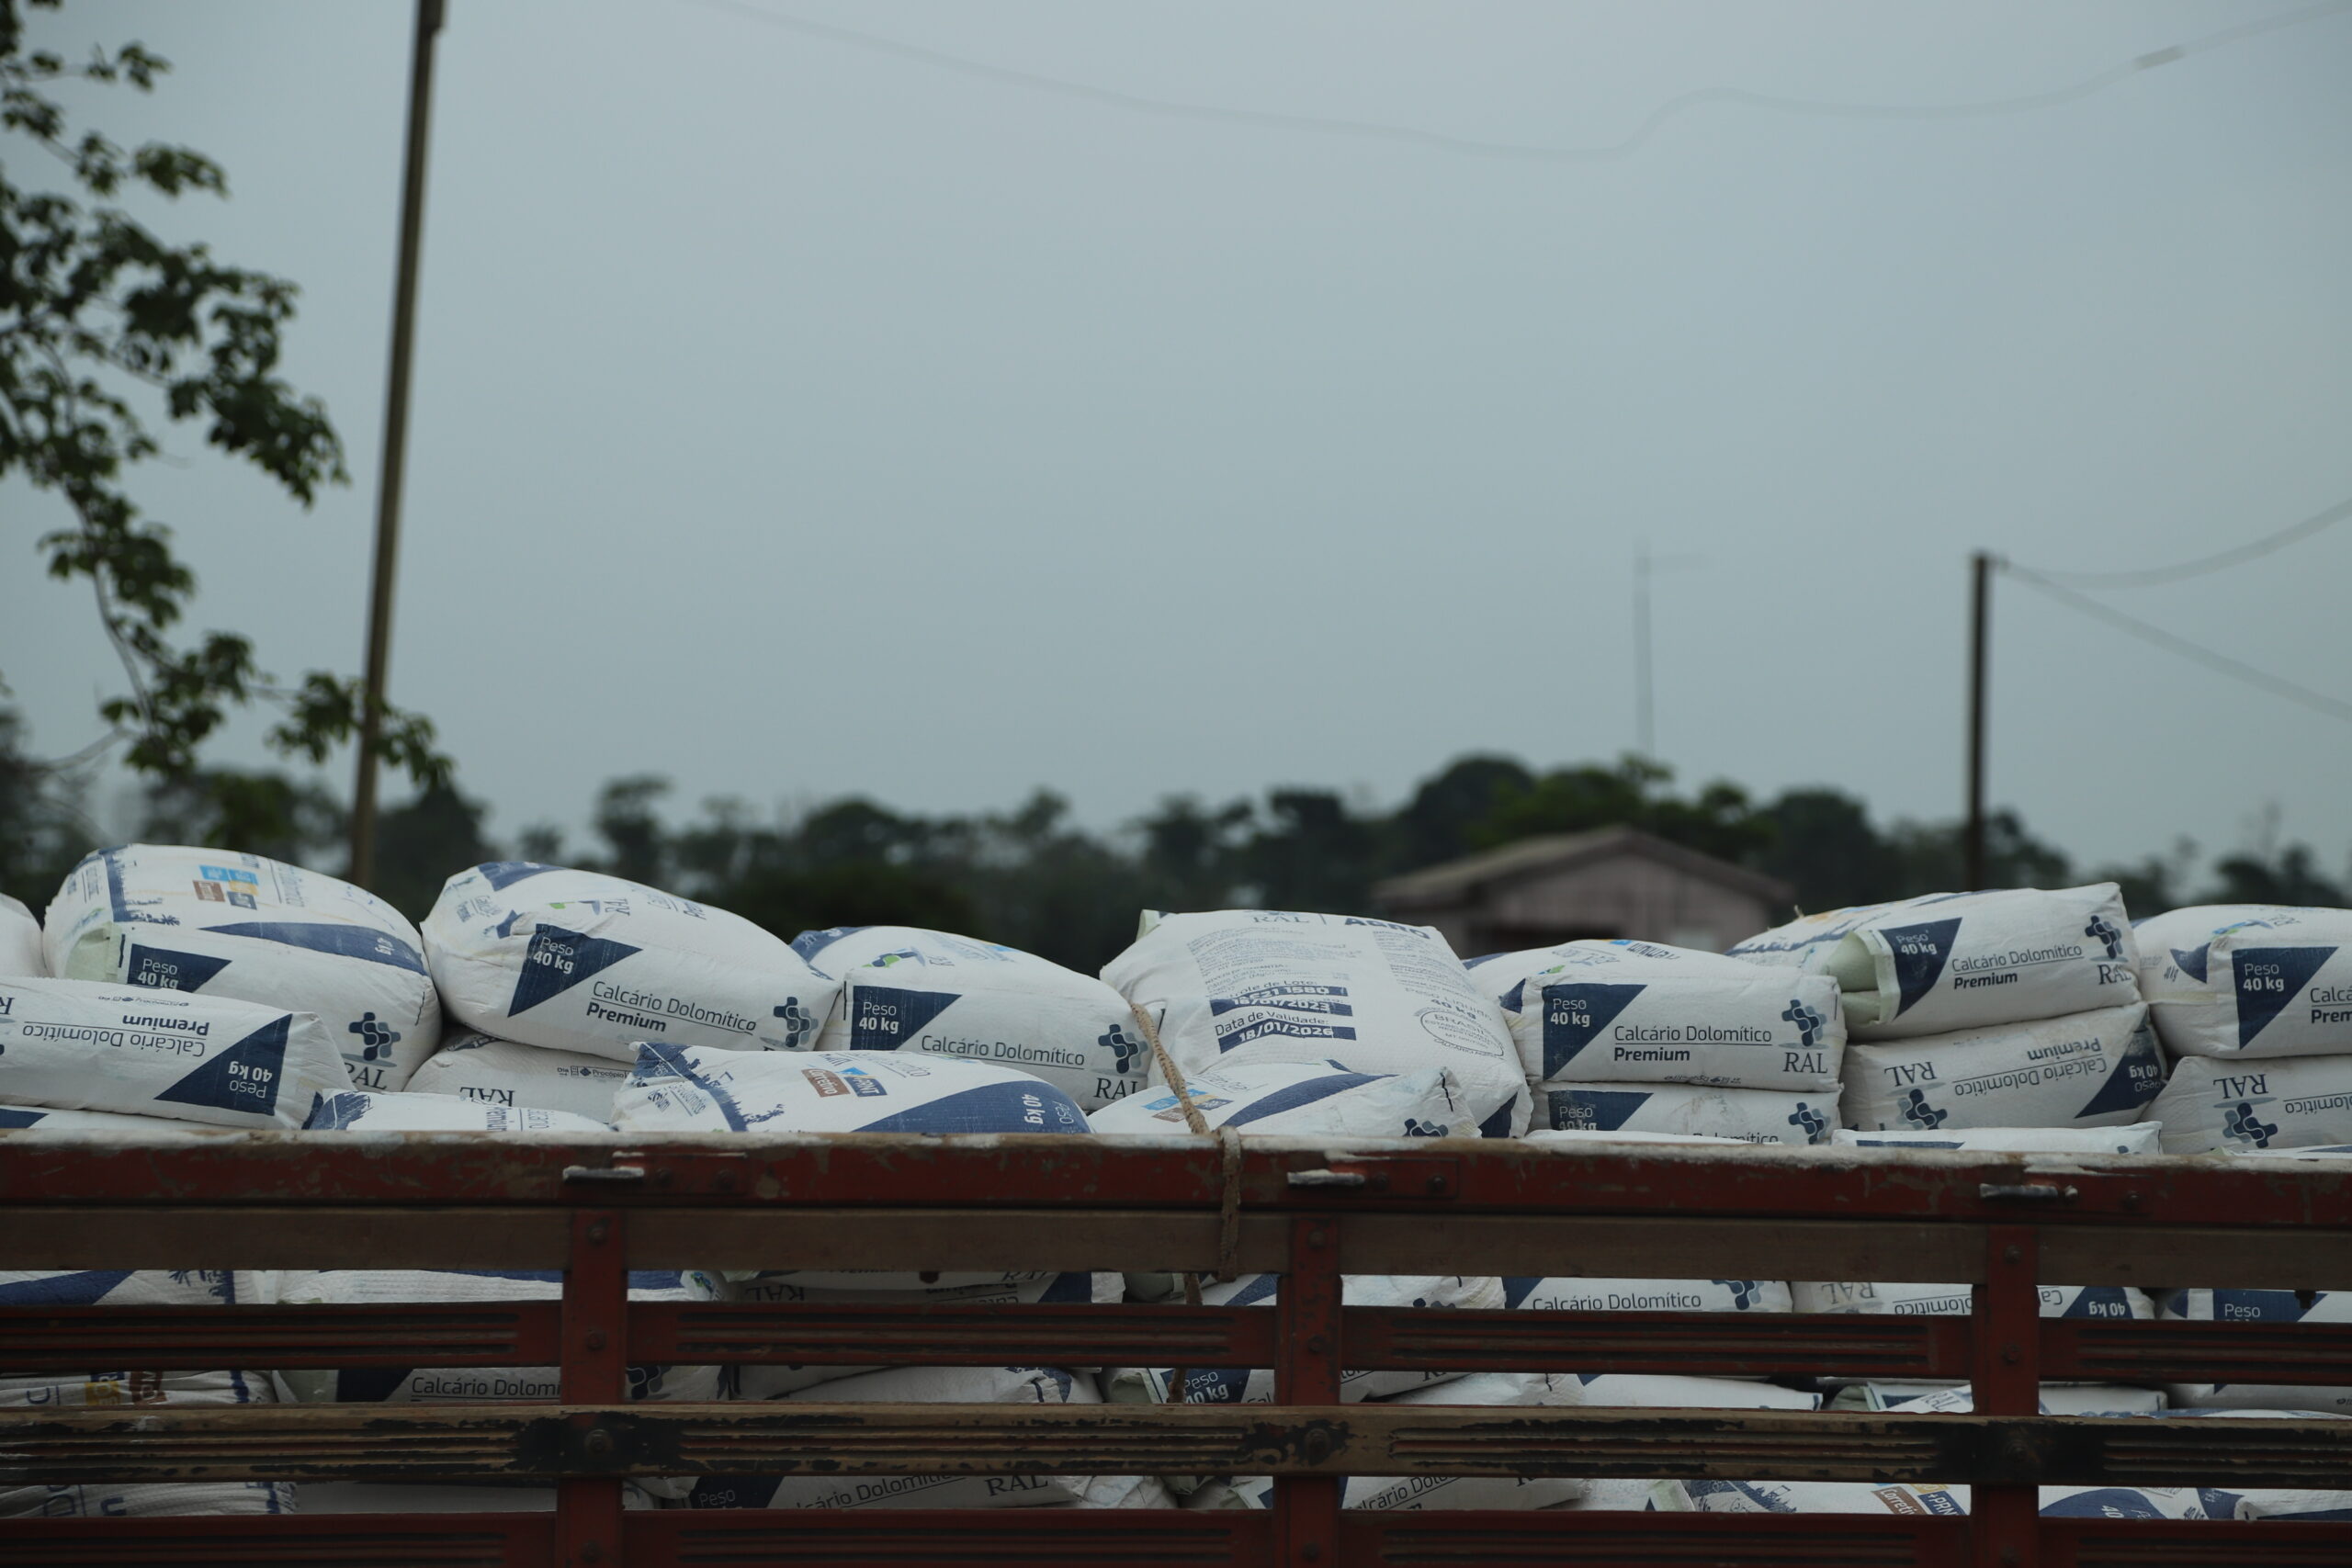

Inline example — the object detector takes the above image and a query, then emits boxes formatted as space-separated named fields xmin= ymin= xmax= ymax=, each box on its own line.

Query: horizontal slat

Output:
xmin=0 ymin=1209 xmax=570 ymax=1270
xmin=0 ymin=1303 xmax=561 ymax=1371
xmin=6 ymin=1134 xmax=2349 ymax=1228
xmin=1343 ymin=1509 xmax=1968 ymax=1567
xmin=2041 ymin=1224 xmax=2352 ymax=1291
xmin=2048 ymin=1317 xmax=2352 ymax=1387
xmin=628 ymin=1507 xmax=1272 ymax=1564
xmin=2043 ymin=1517 xmax=2352 ymax=1568
xmin=1339 ymin=1214 xmax=1989 ymax=1281
xmin=7 ymin=1404 xmax=2352 ymax=1489
xmin=1348 ymin=1307 xmax=1970 ymax=1380
xmin=0 ymin=1515 xmax=552 ymax=1567
xmin=628 ymin=1301 xmax=1277 ymax=1368
xmin=621 ymin=1209 xmax=1295 ymax=1274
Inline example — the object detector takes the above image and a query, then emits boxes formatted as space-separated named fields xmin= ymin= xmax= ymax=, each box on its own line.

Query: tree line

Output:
xmin=4 ymin=716 xmax=2340 ymax=975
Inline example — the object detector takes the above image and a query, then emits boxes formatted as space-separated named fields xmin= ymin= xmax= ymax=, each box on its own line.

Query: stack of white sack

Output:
xmin=302 ymin=1482 xmax=662 ymax=1512
xmin=680 ymin=1366 xmax=1105 ymax=1511
xmin=44 ymin=845 xmax=439 ymax=1090
xmin=0 ymin=1268 xmax=293 ymax=1520
xmin=793 ymin=926 xmax=1148 ymax=1111
xmin=2139 ymin=905 xmax=2352 ymax=1150
xmin=270 ymin=1266 xmax=726 ymax=1408
xmin=305 ymin=1089 xmax=609 ymax=1134
xmin=1090 ymin=1059 xmax=1469 ymax=1138
xmin=1 ymin=893 xmax=43 ymax=975
xmin=1797 ymin=1123 xmax=2161 ymax=1329
xmin=1471 ymin=940 xmax=1843 ymax=1143
xmin=0 ymin=977 xmax=351 ymax=1129
xmin=1102 ymin=910 xmax=1529 ymax=1137
xmin=423 ymin=863 xmax=838 ymax=1061
xmin=2143 ymin=1411 xmax=2352 ymax=1522
xmin=1734 ymin=886 xmax=2161 ymax=1134
xmin=614 ymin=1047 xmax=1114 ymax=1401
xmin=1185 ymin=1373 xmax=1587 ymax=1512
xmin=2160 ymin=1289 xmax=2352 ymax=1415
xmin=405 ymin=1032 xmax=630 ymax=1122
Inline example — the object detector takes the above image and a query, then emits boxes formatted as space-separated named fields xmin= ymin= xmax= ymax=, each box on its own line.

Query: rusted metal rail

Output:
xmin=2 ymin=1133 xmax=2350 ymax=1565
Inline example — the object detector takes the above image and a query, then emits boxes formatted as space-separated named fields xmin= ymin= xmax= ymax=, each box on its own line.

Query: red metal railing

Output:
xmin=3 ymin=1132 xmax=2351 ymax=1565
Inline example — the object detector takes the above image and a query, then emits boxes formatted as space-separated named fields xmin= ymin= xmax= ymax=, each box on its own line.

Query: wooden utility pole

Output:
xmin=1964 ymin=550 xmax=1993 ymax=890
xmin=349 ymin=0 xmax=447 ymax=888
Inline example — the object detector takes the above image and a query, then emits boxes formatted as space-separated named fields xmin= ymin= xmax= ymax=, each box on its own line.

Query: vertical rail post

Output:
xmin=1964 ymin=549 xmax=1994 ymax=892
xmin=1972 ymin=1224 xmax=2040 ymax=1568
xmin=1274 ymin=1213 xmax=1342 ymax=1563
xmin=559 ymin=1209 xmax=628 ymax=1568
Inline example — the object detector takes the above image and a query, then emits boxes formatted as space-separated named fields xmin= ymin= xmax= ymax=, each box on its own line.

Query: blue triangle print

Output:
xmin=0 ymin=1269 xmax=140 ymax=1306
xmin=848 ymin=984 xmax=962 ymax=1050
xmin=206 ymin=922 xmax=427 ymax=975
xmin=508 ymin=925 xmax=641 ymax=1016
xmin=852 ymin=1077 xmax=1089 ymax=1135
xmin=2075 ymin=1021 xmax=2167 ymax=1120
xmin=1878 ymin=918 xmax=1961 ymax=1018
xmin=2171 ymin=944 xmax=2211 ymax=984
xmin=2234 ymin=946 xmax=2338 ymax=1049
xmin=153 ymin=1015 xmax=291 ymax=1118
xmin=126 ymin=944 xmax=233 ymax=993
xmin=1543 ymin=1087 xmax=1648 ymax=1132
xmin=1535 ymin=981 xmax=1646 ymax=1079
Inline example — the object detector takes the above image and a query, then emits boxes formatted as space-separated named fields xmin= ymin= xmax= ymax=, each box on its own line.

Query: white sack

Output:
xmin=1534 ymin=1082 xmax=1837 ymax=1144
xmin=1102 ymin=910 xmax=1528 ymax=1137
xmin=423 ymin=863 xmax=836 ymax=1062
xmin=1730 ymin=885 xmax=2140 ymax=1040
xmin=1839 ymin=1004 xmax=2163 ymax=1134
xmin=1 ymin=1482 xmax=297 ymax=1518
xmin=0 ymin=893 xmax=42 ymax=976
xmin=305 ymin=1090 xmax=608 ymax=1134
xmin=1792 ymin=1280 xmax=2154 ymax=1320
xmin=1522 ymin=1129 xmax=1750 ymax=1145
xmin=2039 ymin=1488 xmax=2222 ymax=1519
xmin=2153 ymin=1054 xmax=2352 ymax=1153
xmin=0 ymin=1263 xmax=275 ymax=1410
xmin=613 ymin=1046 xmax=1090 ymax=1135
xmin=1565 ymin=1480 xmax=1693 ymax=1510
xmin=1505 ymin=1276 xmax=1791 ymax=1314
xmin=272 ymin=1267 xmax=724 ymax=1405
xmin=2227 ymin=1491 xmax=2352 ymax=1520
xmin=1572 ymin=1375 xmax=1820 ymax=1408
xmin=1089 ymin=1059 xmax=1465 ymax=1139
xmin=2135 ymin=905 xmax=2352 ymax=1060
xmin=2233 ymin=1143 xmax=2352 ymax=1160
xmin=695 ymin=1365 xmax=1097 ymax=1511
xmin=1688 ymin=1480 xmax=1966 ymax=1515
xmin=0 ymin=976 xmax=349 ymax=1129
xmin=1832 ymin=1122 xmax=2163 ymax=1154
xmin=1479 ymin=940 xmax=1842 ymax=1091
xmin=1063 ymin=1473 xmax=1179 ymax=1510
xmin=45 ymin=845 xmax=438 ymax=1089
xmin=1832 ymin=1383 xmax=2165 ymax=1415
xmin=405 ymin=1032 xmax=629 ymax=1121
xmin=795 ymin=925 xmax=1147 ymax=1111
xmin=1105 ymin=1274 xmax=1498 ymax=1404
xmin=2162 ymin=1288 xmax=2352 ymax=1414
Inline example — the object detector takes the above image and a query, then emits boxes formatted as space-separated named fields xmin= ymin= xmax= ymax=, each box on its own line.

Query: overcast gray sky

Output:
xmin=8 ymin=0 xmax=2350 ymax=874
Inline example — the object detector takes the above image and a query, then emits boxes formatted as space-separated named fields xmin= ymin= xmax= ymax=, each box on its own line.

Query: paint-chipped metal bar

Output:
xmin=3 ymin=1134 xmax=2350 ymax=1566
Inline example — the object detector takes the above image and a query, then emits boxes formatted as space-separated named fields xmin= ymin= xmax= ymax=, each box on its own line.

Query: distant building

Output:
xmin=1373 ymin=825 xmax=1793 ymax=958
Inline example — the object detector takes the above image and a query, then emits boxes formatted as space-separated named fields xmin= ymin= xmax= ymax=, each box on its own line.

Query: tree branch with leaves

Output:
xmin=0 ymin=0 xmax=447 ymax=803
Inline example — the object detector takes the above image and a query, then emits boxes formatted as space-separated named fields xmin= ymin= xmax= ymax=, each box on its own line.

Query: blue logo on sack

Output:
xmin=1098 ymin=1021 xmax=1144 ymax=1076
xmin=1781 ymin=998 xmax=1826 ymax=1049
xmin=2085 ymin=914 xmax=2124 ymax=962
xmin=1897 ymin=1088 xmax=1948 ymax=1131
xmin=1714 ymin=1280 xmax=1765 ymax=1310
xmin=2222 ymin=1101 xmax=2279 ymax=1147
xmin=1787 ymin=1100 xmax=1827 ymax=1141
xmin=772 ymin=998 xmax=816 ymax=1047
xmin=1402 ymin=1118 xmax=1450 ymax=1138
xmin=347 ymin=1013 xmax=402 ymax=1062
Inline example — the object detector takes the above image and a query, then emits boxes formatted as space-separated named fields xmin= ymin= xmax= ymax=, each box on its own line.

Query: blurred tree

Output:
xmin=1 ymin=0 xmax=447 ymax=791
xmin=0 ymin=707 xmax=97 ymax=910
xmin=590 ymin=775 xmax=671 ymax=886
xmin=2206 ymin=842 xmax=2348 ymax=908
xmin=1137 ymin=795 xmax=1251 ymax=912
xmin=1388 ymin=755 xmax=1532 ymax=869
xmin=139 ymin=767 xmax=342 ymax=866
xmin=371 ymin=780 xmax=495 ymax=922
xmin=1754 ymin=787 xmax=1896 ymax=915
xmin=1243 ymin=788 xmax=1376 ymax=914
xmin=1476 ymin=755 xmax=1774 ymax=864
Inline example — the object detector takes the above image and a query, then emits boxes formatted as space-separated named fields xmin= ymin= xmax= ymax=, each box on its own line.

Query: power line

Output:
xmin=2023 ymin=491 xmax=2352 ymax=589
xmin=679 ymin=0 xmax=2352 ymax=163
xmin=2003 ymin=561 xmax=2352 ymax=725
